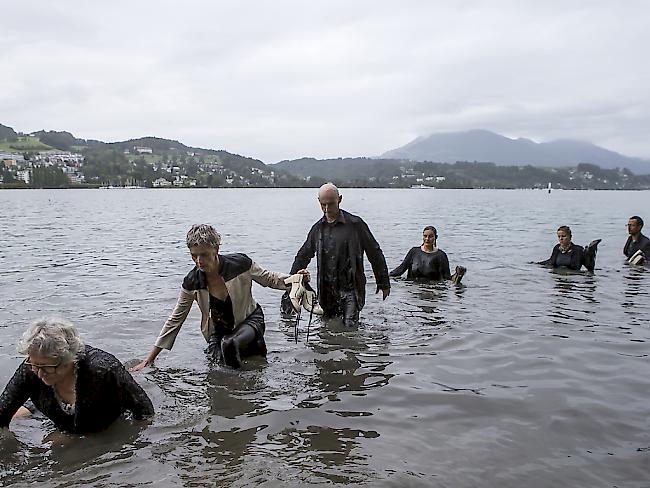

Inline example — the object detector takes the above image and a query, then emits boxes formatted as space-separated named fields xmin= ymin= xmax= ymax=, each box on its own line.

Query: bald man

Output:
xmin=290 ymin=183 xmax=390 ymax=326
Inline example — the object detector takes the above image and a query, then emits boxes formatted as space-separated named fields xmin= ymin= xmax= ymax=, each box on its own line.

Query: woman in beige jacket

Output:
xmin=131 ymin=224 xmax=295 ymax=369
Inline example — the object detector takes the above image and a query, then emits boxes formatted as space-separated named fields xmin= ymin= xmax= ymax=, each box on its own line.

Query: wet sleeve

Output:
xmin=440 ymin=251 xmax=452 ymax=280
xmin=538 ymin=245 xmax=559 ymax=267
xmin=358 ymin=220 xmax=390 ymax=289
xmin=623 ymin=236 xmax=632 ymax=257
xmin=0 ymin=364 xmax=33 ymax=428
xmin=571 ymin=246 xmax=586 ymax=271
xmin=290 ymin=225 xmax=318 ymax=274
xmin=112 ymin=363 xmax=154 ymax=419
xmin=582 ymin=245 xmax=596 ymax=272
xmin=154 ymin=287 xmax=195 ymax=350
xmin=642 ymin=238 xmax=650 ymax=256
xmin=250 ymin=261 xmax=290 ymax=290
xmin=389 ymin=248 xmax=415 ymax=277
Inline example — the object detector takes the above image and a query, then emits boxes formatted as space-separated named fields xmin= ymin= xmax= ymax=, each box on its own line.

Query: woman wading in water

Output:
xmin=389 ymin=226 xmax=465 ymax=284
xmin=131 ymin=224 xmax=299 ymax=370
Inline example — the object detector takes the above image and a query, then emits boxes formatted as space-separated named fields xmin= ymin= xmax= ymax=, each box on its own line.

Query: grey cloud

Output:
xmin=2 ymin=1 xmax=649 ymax=162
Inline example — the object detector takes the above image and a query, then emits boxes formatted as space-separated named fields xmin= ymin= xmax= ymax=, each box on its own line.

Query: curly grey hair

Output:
xmin=186 ymin=224 xmax=221 ymax=248
xmin=17 ymin=317 xmax=85 ymax=364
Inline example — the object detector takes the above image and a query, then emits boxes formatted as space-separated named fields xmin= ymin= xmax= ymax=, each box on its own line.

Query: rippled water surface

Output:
xmin=1 ymin=188 xmax=649 ymax=487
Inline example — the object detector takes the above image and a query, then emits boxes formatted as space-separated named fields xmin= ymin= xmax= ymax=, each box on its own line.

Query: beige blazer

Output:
xmin=154 ymin=261 xmax=288 ymax=350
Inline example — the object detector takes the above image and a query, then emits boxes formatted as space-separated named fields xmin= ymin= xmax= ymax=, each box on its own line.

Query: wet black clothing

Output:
xmin=389 ymin=247 xmax=452 ymax=280
xmin=322 ymin=290 xmax=360 ymax=327
xmin=207 ymin=304 xmax=267 ymax=368
xmin=624 ymin=233 xmax=650 ymax=258
xmin=322 ymin=221 xmax=355 ymax=292
xmin=539 ymin=243 xmax=592 ymax=271
xmin=210 ymin=294 xmax=235 ymax=335
xmin=0 ymin=345 xmax=154 ymax=434
xmin=290 ymin=209 xmax=390 ymax=315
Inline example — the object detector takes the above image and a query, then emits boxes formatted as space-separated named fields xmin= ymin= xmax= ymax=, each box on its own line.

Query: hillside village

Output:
xmin=2 ymin=125 xmax=650 ymax=190
xmin=0 ymin=134 xmax=302 ymax=189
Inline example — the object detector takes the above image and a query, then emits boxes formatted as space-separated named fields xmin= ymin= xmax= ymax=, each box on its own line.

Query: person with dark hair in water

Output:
xmin=1 ymin=317 xmax=153 ymax=434
xmin=389 ymin=226 xmax=465 ymax=284
xmin=624 ymin=216 xmax=650 ymax=265
xmin=538 ymin=225 xmax=600 ymax=272
xmin=131 ymin=224 xmax=295 ymax=370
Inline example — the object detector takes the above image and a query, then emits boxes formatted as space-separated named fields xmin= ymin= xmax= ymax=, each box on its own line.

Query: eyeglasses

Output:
xmin=24 ymin=358 xmax=61 ymax=374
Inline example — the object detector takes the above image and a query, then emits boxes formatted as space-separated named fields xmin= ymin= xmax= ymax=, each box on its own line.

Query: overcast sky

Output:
xmin=3 ymin=1 xmax=649 ymax=162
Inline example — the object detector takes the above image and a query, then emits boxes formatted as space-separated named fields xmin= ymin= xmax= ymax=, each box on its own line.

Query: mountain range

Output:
xmin=379 ymin=129 xmax=650 ymax=174
xmin=0 ymin=124 xmax=650 ymax=184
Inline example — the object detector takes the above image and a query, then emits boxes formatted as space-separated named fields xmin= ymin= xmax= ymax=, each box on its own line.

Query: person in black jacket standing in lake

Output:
xmin=389 ymin=226 xmax=466 ymax=284
xmin=290 ymin=183 xmax=390 ymax=327
xmin=0 ymin=317 xmax=153 ymax=434
xmin=538 ymin=225 xmax=600 ymax=272
xmin=624 ymin=216 xmax=650 ymax=264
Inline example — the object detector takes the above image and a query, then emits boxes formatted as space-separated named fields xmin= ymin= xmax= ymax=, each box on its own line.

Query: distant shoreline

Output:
xmin=2 ymin=186 xmax=649 ymax=191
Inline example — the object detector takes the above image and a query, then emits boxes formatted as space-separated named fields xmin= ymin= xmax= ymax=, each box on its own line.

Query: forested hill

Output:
xmin=0 ymin=124 xmax=304 ymax=187
xmin=2 ymin=122 xmax=650 ymax=189
xmin=274 ymin=157 xmax=650 ymax=190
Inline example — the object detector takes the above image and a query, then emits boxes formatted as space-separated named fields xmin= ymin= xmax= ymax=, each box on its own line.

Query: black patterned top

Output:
xmin=0 ymin=345 xmax=154 ymax=433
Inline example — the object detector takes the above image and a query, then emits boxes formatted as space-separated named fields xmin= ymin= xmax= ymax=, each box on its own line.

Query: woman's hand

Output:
xmin=129 ymin=346 xmax=162 ymax=373
xmin=451 ymin=266 xmax=466 ymax=285
xmin=128 ymin=360 xmax=150 ymax=373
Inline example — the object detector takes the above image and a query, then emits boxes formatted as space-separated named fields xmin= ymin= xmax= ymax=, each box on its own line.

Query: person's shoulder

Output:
xmin=308 ymin=217 xmax=325 ymax=230
xmin=80 ymin=345 xmax=122 ymax=373
xmin=182 ymin=266 xmax=204 ymax=290
xmin=341 ymin=210 xmax=369 ymax=228
xmin=341 ymin=209 xmax=361 ymax=222
xmin=220 ymin=253 xmax=253 ymax=280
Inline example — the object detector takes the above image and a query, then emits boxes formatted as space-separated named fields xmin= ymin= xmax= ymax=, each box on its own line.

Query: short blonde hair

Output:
xmin=186 ymin=224 xmax=221 ymax=248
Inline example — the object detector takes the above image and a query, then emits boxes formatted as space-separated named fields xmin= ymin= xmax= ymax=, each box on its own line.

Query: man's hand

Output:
xmin=296 ymin=269 xmax=311 ymax=282
xmin=377 ymin=287 xmax=390 ymax=300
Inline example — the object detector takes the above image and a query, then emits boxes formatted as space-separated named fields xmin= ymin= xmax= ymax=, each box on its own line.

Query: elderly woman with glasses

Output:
xmin=0 ymin=317 xmax=154 ymax=434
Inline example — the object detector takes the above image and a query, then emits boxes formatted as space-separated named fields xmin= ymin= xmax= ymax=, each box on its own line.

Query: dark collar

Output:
xmin=319 ymin=209 xmax=347 ymax=225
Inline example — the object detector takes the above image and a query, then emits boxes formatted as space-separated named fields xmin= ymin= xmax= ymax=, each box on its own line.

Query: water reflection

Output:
xmin=308 ymin=320 xmax=393 ymax=399
xmin=547 ymin=273 xmax=598 ymax=329
xmin=266 ymin=425 xmax=379 ymax=484
xmin=3 ymin=189 xmax=650 ymax=486
xmin=622 ymin=265 xmax=647 ymax=303
xmin=0 ymin=419 xmax=149 ymax=486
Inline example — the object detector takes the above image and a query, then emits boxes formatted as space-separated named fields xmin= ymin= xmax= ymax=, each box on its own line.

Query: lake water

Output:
xmin=1 ymin=188 xmax=649 ymax=487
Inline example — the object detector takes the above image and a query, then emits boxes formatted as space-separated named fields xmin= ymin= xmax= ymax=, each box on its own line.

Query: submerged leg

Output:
xmin=340 ymin=290 xmax=360 ymax=327
xmin=221 ymin=305 xmax=267 ymax=368
xmin=221 ymin=326 xmax=255 ymax=368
